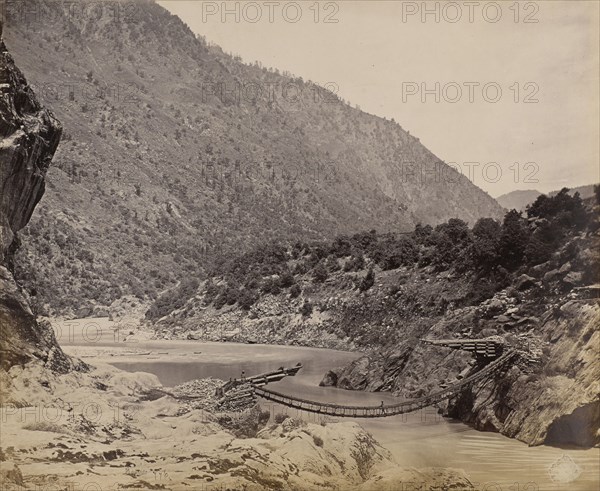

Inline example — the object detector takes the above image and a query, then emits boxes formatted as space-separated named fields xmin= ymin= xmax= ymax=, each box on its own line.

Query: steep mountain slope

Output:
xmin=3 ymin=0 xmax=502 ymax=315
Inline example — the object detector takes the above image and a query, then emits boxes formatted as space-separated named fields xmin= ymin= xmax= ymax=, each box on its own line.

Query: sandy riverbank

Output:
xmin=1 ymin=318 xmax=475 ymax=490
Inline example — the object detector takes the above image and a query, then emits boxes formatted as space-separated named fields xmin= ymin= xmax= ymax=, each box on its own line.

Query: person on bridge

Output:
xmin=380 ymin=401 xmax=385 ymax=414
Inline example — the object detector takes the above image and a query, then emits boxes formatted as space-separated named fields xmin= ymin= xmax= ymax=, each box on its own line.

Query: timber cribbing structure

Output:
xmin=421 ymin=337 xmax=506 ymax=359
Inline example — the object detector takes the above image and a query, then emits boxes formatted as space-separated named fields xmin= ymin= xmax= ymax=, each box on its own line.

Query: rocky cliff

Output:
xmin=0 ymin=24 xmax=71 ymax=373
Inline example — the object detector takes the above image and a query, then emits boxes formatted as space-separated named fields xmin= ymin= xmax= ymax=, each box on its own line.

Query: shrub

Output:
xmin=312 ymin=435 xmax=324 ymax=447
xmin=376 ymin=236 xmax=418 ymax=270
xmin=344 ymin=253 xmax=365 ymax=271
xmin=145 ymin=277 xmax=199 ymax=320
xmin=289 ymin=284 xmax=301 ymax=298
xmin=325 ymin=254 xmax=341 ymax=272
xmin=225 ymin=287 xmax=239 ymax=305
xmin=359 ymin=267 xmax=375 ymax=291
xmin=238 ymin=288 xmax=258 ymax=310
xmin=278 ymin=270 xmax=295 ymax=288
xmin=213 ymin=292 xmax=228 ymax=310
xmin=274 ymin=413 xmax=289 ymax=424
xmin=217 ymin=407 xmax=271 ymax=439
xmin=293 ymin=261 xmax=308 ymax=275
xmin=413 ymin=223 xmax=433 ymax=244
xmin=312 ymin=263 xmax=328 ymax=283
xmin=261 ymin=277 xmax=281 ymax=295
xmin=300 ymin=301 xmax=313 ymax=317
xmin=331 ymin=236 xmax=352 ymax=257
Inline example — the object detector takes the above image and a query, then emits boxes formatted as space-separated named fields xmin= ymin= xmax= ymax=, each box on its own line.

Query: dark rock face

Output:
xmin=319 ymin=369 xmax=339 ymax=387
xmin=0 ymin=28 xmax=73 ymax=372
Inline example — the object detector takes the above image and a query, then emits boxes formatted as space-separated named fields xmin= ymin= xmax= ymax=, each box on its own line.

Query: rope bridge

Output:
xmin=251 ymin=349 xmax=517 ymax=418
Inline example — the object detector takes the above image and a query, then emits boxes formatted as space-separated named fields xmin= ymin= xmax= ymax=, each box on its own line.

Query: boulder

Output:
xmin=487 ymin=298 xmax=504 ymax=313
xmin=75 ymin=306 xmax=93 ymax=318
xmin=559 ymin=300 xmax=581 ymax=317
xmin=563 ymin=272 xmax=583 ymax=286
xmin=543 ymin=269 xmax=561 ymax=283
xmin=319 ymin=369 xmax=339 ymax=387
xmin=516 ymin=274 xmax=537 ymax=291
xmin=530 ymin=261 xmax=549 ymax=277
xmin=558 ymin=262 xmax=572 ymax=274
xmin=92 ymin=307 xmax=109 ymax=317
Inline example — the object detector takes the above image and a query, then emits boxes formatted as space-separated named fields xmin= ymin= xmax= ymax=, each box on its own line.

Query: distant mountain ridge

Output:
xmin=497 ymin=184 xmax=597 ymax=212
xmin=4 ymin=0 xmax=502 ymax=314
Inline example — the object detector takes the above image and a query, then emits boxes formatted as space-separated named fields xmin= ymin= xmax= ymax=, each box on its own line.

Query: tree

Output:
xmin=469 ymin=218 xmax=501 ymax=272
xmin=527 ymin=188 xmax=587 ymax=230
xmin=429 ymin=218 xmax=471 ymax=269
xmin=524 ymin=235 xmax=553 ymax=266
xmin=376 ymin=236 xmax=418 ymax=270
xmin=413 ymin=223 xmax=433 ymax=244
xmin=499 ymin=210 xmax=530 ymax=270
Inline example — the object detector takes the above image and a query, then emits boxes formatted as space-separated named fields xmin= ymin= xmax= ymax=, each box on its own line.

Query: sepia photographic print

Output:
xmin=1 ymin=1 xmax=599 ymax=490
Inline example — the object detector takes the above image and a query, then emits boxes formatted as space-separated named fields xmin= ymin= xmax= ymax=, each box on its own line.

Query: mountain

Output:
xmin=3 ymin=0 xmax=502 ymax=315
xmin=497 ymin=184 xmax=597 ymax=212
xmin=495 ymin=189 xmax=542 ymax=212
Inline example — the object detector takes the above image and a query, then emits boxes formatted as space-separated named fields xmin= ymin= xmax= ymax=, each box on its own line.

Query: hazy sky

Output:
xmin=159 ymin=0 xmax=599 ymax=197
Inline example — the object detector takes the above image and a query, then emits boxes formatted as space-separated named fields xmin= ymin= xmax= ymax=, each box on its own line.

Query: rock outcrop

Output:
xmin=0 ymin=25 xmax=72 ymax=373
xmin=447 ymin=302 xmax=599 ymax=447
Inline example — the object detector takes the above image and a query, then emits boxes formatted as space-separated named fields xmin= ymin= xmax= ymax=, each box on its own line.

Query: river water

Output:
xmin=61 ymin=333 xmax=598 ymax=491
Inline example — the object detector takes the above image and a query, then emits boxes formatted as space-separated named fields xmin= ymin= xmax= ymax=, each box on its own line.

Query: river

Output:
xmin=59 ymin=327 xmax=598 ymax=491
